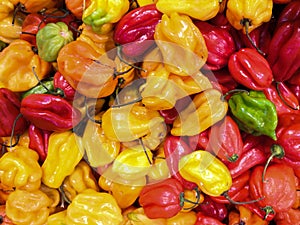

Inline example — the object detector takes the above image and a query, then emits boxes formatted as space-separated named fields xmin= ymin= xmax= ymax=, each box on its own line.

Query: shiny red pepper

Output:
xmin=20 ymin=94 xmax=81 ymax=132
xmin=113 ymin=4 xmax=162 ymax=59
xmin=277 ymin=0 xmax=300 ymax=25
xmin=195 ymin=212 xmax=226 ymax=225
xmin=188 ymin=129 xmax=210 ymax=151
xmin=242 ymin=199 xmax=276 ymax=222
xmin=194 ymin=20 xmax=236 ymax=71
xmin=275 ymin=208 xmax=300 ymax=225
xmin=228 ymin=48 xmax=273 ymax=90
xmin=164 ymin=135 xmax=197 ymax=190
xmin=0 ymin=88 xmax=28 ymax=137
xmin=53 ymin=71 xmax=76 ymax=101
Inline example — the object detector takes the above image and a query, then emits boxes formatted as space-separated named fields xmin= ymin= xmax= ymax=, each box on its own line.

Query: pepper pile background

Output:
xmin=0 ymin=0 xmax=300 ymax=224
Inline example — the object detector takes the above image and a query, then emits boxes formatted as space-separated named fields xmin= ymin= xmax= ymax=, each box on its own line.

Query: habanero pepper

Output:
xmin=21 ymin=79 xmax=56 ymax=99
xmin=53 ymin=71 xmax=76 ymax=101
xmin=277 ymin=0 xmax=300 ymax=25
xmin=194 ymin=212 xmax=226 ymax=225
xmin=229 ymin=205 xmax=269 ymax=225
xmin=274 ymin=208 xmax=300 ymax=225
xmin=19 ymin=0 xmax=58 ymax=13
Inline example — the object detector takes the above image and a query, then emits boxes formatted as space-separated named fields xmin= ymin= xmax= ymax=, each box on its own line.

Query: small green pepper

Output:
xmin=21 ymin=80 xmax=55 ymax=99
xmin=228 ymin=90 xmax=278 ymax=140
xmin=36 ymin=22 xmax=74 ymax=62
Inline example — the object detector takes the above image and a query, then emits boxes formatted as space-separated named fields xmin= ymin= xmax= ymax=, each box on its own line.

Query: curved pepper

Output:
xmin=0 ymin=39 xmax=51 ymax=92
xmin=0 ymin=0 xmax=14 ymax=21
xmin=228 ymin=205 xmax=269 ymax=225
xmin=195 ymin=212 xmax=226 ymax=225
xmin=65 ymin=0 xmax=91 ymax=19
xmin=277 ymin=0 xmax=300 ymax=24
xmin=53 ymin=71 xmax=76 ymax=101
xmin=178 ymin=150 xmax=232 ymax=196
xmin=36 ymin=21 xmax=74 ymax=62
xmin=19 ymin=0 xmax=58 ymax=13
xmin=41 ymin=131 xmax=83 ymax=188
xmin=21 ymin=79 xmax=55 ymax=99
xmin=0 ymin=146 xmax=42 ymax=191
xmin=0 ymin=13 xmax=22 ymax=44
xmin=66 ymin=189 xmax=124 ymax=225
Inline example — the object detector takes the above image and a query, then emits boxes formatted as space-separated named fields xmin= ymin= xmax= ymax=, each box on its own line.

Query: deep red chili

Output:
xmin=53 ymin=71 xmax=76 ymax=101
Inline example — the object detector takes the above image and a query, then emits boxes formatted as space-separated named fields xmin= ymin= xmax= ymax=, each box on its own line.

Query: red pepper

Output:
xmin=228 ymin=48 xmax=273 ymax=90
xmin=194 ymin=212 xmax=226 ymax=225
xmin=20 ymin=93 xmax=81 ymax=132
xmin=53 ymin=71 xmax=76 ymax=101
xmin=287 ymin=83 xmax=300 ymax=103
xmin=194 ymin=21 xmax=236 ymax=71
xmin=0 ymin=88 xmax=28 ymax=137
xmin=249 ymin=164 xmax=297 ymax=216
xmin=275 ymin=208 xmax=300 ymax=225
xmin=195 ymin=195 xmax=228 ymax=222
xmin=267 ymin=19 xmax=300 ymax=82
xmin=277 ymin=0 xmax=300 ymax=25
xmin=242 ymin=199 xmax=275 ymax=222
xmin=187 ymin=129 xmax=210 ymax=151
xmin=164 ymin=135 xmax=197 ymax=190
xmin=28 ymin=124 xmax=51 ymax=162
xmin=138 ymin=178 xmax=184 ymax=219
xmin=113 ymin=4 xmax=162 ymax=59
xmin=208 ymin=116 xmax=243 ymax=163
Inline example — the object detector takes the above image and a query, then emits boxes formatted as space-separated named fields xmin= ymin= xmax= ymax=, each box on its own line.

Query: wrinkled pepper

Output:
xmin=53 ymin=71 xmax=76 ymax=101
xmin=0 ymin=146 xmax=42 ymax=191
xmin=41 ymin=131 xmax=83 ymax=188
xmin=0 ymin=13 xmax=22 ymax=44
xmin=0 ymin=39 xmax=51 ymax=92
xmin=228 ymin=90 xmax=278 ymax=140
xmin=178 ymin=150 xmax=232 ymax=196
xmin=36 ymin=21 xmax=74 ymax=62
xmin=274 ymin=208 xmax=300 ymax=225
xmin=19 ymin=0 xmax=58 ymax=13
xmin=0 ymin=0 xmax=14 ymax=21
xmin=20 ymin=93 xmax=82 ymax=132
xmin=194 ymin=212 xmax=226 ymax=225
xmin=123 ymin=207 xmax=167 ymax=225
xmin=65 ymin=0 xmax=92 ymax=19
xmin=228 ymin=205 xmax=269 ymax=225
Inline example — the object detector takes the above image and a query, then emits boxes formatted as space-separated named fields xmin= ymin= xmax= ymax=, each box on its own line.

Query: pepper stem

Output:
xmin=262 ymin=144 xmax=285 ymax=183
xmin=241 ymin=19 xmax=266 ymax=56
xmin=139 ymin=138 xmax=152 ymax=165
xmin=221 ymin=89 xmax=249 ymax=102
xmin=179 ymin=187 xmax=201 ymax=210
xmin=275 ymin=82 xmax=300 ymax=110
xmin=116 ymin=45 xmax=146 ymax=71
xmin=222 ymin=191 xmax=265 ymax=205
xmin=226 ymin=153 xmax=239 ymax=163
xmin=262 ymin=206 xmax=275 ymax=220
xmin=84 ymin=96 xmax=102 ymax=124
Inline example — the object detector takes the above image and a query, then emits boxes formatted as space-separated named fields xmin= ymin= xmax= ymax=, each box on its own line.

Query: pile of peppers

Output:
xmin=0 ymin=0 xmax=300 ymax=224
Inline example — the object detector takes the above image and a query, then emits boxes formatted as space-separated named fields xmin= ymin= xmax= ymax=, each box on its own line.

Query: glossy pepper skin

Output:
xmin=228 ymin=48 xmax=273 ymax=90
xmin=21 ymin=79 xmax=55 ymax=99
xmin=195 ymin=212 xmax=226 ymax=225
xmin=53 ymin=71 xmax=76 ymax=101
xmin=228 ymin=90 xmax=278 ymax=140
xmin=19 ymin=0 xmax=58 ymax=13
xmin=277 ymin=0 xmax=300 ymax=25
xmin=0 ymin=88 xmax=27 ymax=137
xmin=139 ymin=178 xmax=184 ymax=219
xmin=228 ymin=205 xmax=269 ymax=225
xmin=20 ymin=93 xmax=82 ymax=132
xmin=113 ymin=4 xmax=162 ymax=59
xmin=179 ymin=150 xmax=232 ymax=196
xmin=0 ymin=13 xmax=22 ymax=44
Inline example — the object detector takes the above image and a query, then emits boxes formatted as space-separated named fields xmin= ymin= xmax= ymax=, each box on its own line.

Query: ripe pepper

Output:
xmin=82 ymin=0 xmax=129 ymax=33
xmin=156 ymin=0 xmax=220 ymax=21
xmin=228 ymin=48 xmax=273 ymax=90
xmin=178 ymin=150 xmax=232 ymax=196
xmin=0 ymin=13 xmax=22 ymax=44
xmin=228 ymin=90 xmax=278 ymax=140
xmin=228 ymin=205 xmax=269 ymax=225
xmin=5 ymin=189 xmax=52 ymax=225
xmin=61 ymin=161 xmax=99 ymax=202
xmin=21 ymin=79 xmax=55 ymax=99
xmin=167 ymin=211 xmax=197 ymax=225
xmin=195 ymin=212 xmax=226 ymax=225
xmin=65 ymin=0 xmax=91 ymax=19
xmin=66 ymin=189 xmax=124 ymax=224
xmin=113 ymin=3 xmax=162 ymax=59
xmin=36 ymin=21 xmax=74 ymax=62
xmin=171 ymin=89 xmax=228 ymax=136
xmin=0 ymin=0 xmax=14 ymax=21
xmin=47 ymin=210 xmax=67 ymax=225
xmin=208 ymin=116 xmax=244 ymax=163
xmin=0 ymin=146 xmax=42 ymax=191
xmin=53 ymin=71 xmax=76 ymax=101
xmin=41 ymin=131 xmax=83 ymax=188
xmin=154 ymin=12 xmax=208 ymax=76
xmin=19 ymin=0 xmax=58 ymax=13
xmin=0 ymin=39 xmax=51 ymax=92
xmin=124 ymin=207 xmax=167 ymax=224
xmin=0 ymin=205 xmax=14 ymax=225
xmin=274 ymin=208 xmax=300 ymax=225
xmin=0 ymin=88 xmax=28 ymax=137
xmin=277 ymin=0 xmax=300 ymax=24
xmin=20 ymin=93 xmax=82 ymax=132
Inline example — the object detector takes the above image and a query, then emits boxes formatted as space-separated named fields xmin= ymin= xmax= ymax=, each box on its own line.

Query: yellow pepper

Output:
xmin=154 ymin=12 xmax=208 ymax=76
xmin=156 ymin=0 xmax=220 ymax=21
xmin=226 ymin=0 xmax=273 ymax=34
xmin=140 ymin=120 xmax=167 ymax=150
xmin=47 ymin=210 xmax=67 ymax=225
xmin=39 ymin=184 xmax=60 ymax=214
xmin=82 ymin=0 xmax=129 ymax=33
xmin=0 ymin=13 xmax=22 ymax=44
xmin=0 ymin=39 xmax=51 ymax=92
xmin=179 ymin=150 xmax=232 ymax=196
xmin=171 ymin=88 xmax=228 ymax=136
xmin=166 ymin=211 xmax=197 ymax=225
xmin=99 ymin=165 xmax=146 ymax=209
xmin=0 ymin=146 xmax=42 ymax=191
xmin=66 ymin=189 xmax=124 ymax=225
xmin=102 ymin=102 xmax=164 ymax=142
xmin=41 ymin=131 xmax=83 ymax=188
xmin=0 ymin=0 xmax=14 ymax=21
xmin=181 ymin=188 xmax=204 ymax=212
xmin=61 ymin=161 xmax=99 ymax=202
xmin=125 ymin=207 xmax=167 ymax=225
xmin=112 ymin=144 xmax=153 ymax=180
xmin=140 ymin=47 xmax=163 ymax=78
xmin=137 ymin=0 xmax=158 ymax=6
xmin=1 ymin=129 xmax=30 ymax=152
xmin=5 ymin=189 xmax=52 ymax=225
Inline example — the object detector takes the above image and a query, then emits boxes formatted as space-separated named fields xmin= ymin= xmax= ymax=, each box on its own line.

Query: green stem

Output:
xmin=222 ymin=191 xmax=264 ymax=205
xmin=221 ymin=89 xmax=249 ymax=102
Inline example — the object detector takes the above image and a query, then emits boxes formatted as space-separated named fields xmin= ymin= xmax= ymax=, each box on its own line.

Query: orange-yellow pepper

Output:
xmin=19 ymin=0 xmax=58 ymax=13
xmin=0 ymin=0 xmax=14 ymax=21
xmin=47 ymin=210 xmax=67 ymax=225
xmin=124 ymin=207 xmax=167 ymax=225
xmin=181 ymin=188 xmax=204 ymax=213
xmin=167 ymin=211 xmax=198 ymax=225
xmin=0 ymin=13 xmax=22 ymax=44
xmin=1 ymin=129 xmax=30 ymax=152
xmin=228 ymin=206 xmax=269 ymax=225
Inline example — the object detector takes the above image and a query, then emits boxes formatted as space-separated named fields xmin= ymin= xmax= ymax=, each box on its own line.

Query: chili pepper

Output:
xmin=47 ymin=210 xmax=67 ymax=225
xmin=66 ymin=189 xmax=124 ymax=224
xmin=178 ymin=150 xmax=232 ymax=196
xmin=187 ymin=129 xmax=210 ymax=151
xmin=172 ymin=88 xmax=228 ymax=136
xmin=0 ymin=0 xmax=14 ymax=21
xmin=53 ymin=71 xmax=76 ymax=101
xmin=20 ymin=13 xmax=45 ymax=46
xmin=65 ymin=0 xmax=92 ymax=19
xmin=19 ymin=0 xmax=58 ymax=13
xmin=156 ymin=0 xmax=220 ymax=21
xmin=125 ymin=207 xmax=167 ymax=224
xmin=164 ymin=135 xmax=198 ymax=190
xmin=242 ymin=200 xmax=275 ymax=222
xmin=0 ymin=13 xmax=22 ymax=44
xmin=82 ymin=0 xmax=129 ymax=33
xmin=195 ymin=212 xmax=226 ymax=225
xmin=20 ymin=93 xmax=82 ymax=132
xmin=0 ymin=205 xmax=14 ymax=225
xmin=113 ymin=3 xmax=162 ymax=59
xmin=208 ymin=116 xmax=243 ymax=163
xmin=39 ymin=184 xmax=60 ymax=214
xmin=0 ymin=146 xmax=42 ymax=191
xmin=229 ymin=205 xmax=269 ymax=225
xmin=41 ymin=131 xmax=83 ymax=188
xmin=249 ymin=164 xmax=297 ymax=217
xmin=228 ymin=48 xmax=273 ymax=90
xmin=277 ymin=0 xmax=300 ymax=24
xmin=21 ymin=79 xmax=57 ymax=99
xmin=167 ymin=211 xmax=197 ymax=225
xmin=274 ymin=208 xmax=300 ymax=225
xmin=0 ymin=88 xmax=27 ymax=137
xmin=228 ymin=90 xmax=278 ymax=140
xmin=139 ymin=178 xmax=184 ymax=219
xmin=194 ymin=20 xmax=236 ymax=71
xmin=36 ymin=21 xmax=74 ymax=62
xmin=267 ymin=19 xmax=300 ymax=82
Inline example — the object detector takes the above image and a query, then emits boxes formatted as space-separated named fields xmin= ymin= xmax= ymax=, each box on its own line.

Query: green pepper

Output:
xmin=36 ymin=22 xmax=74 ymax=62
xmin=228 ymin=90 xmax=278 ymax=140
xmin=21 ymin=80 xmax=55 ymax=99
